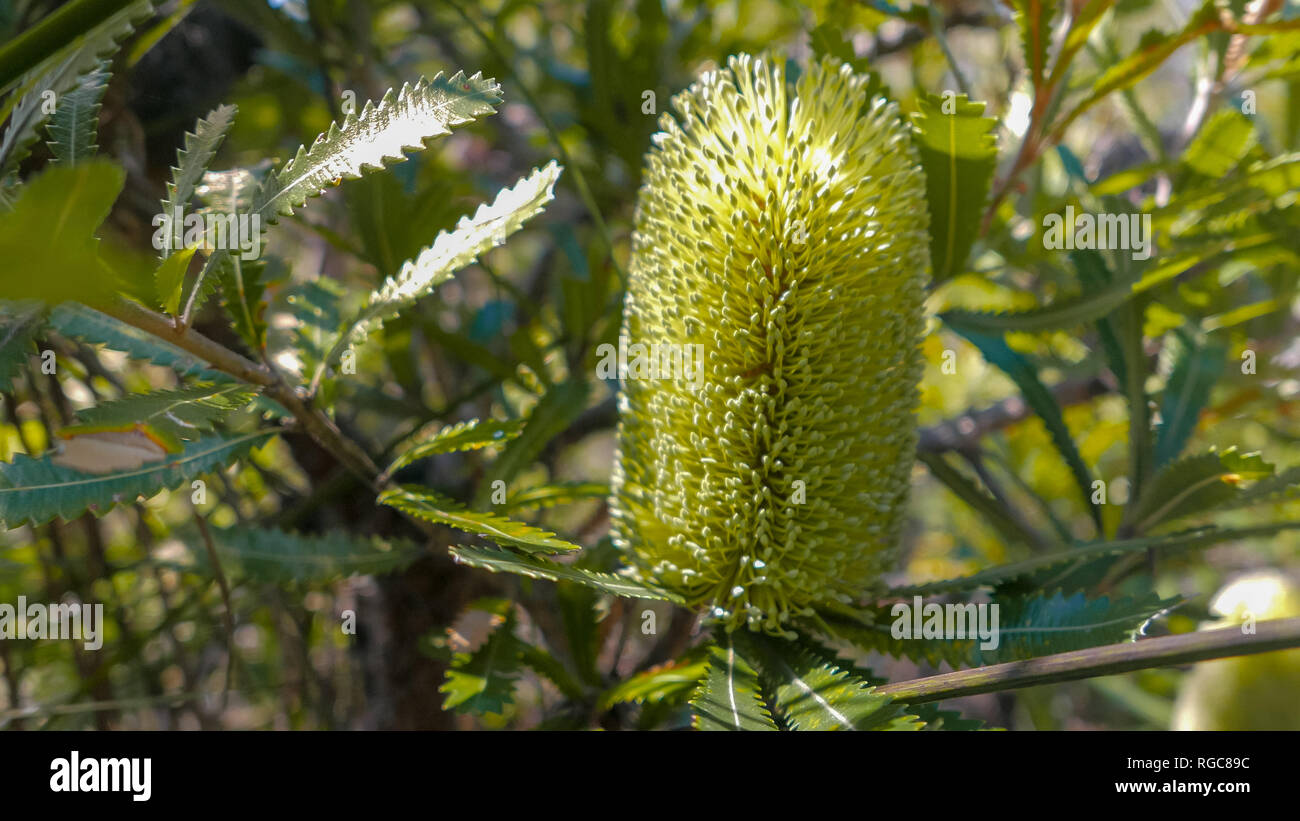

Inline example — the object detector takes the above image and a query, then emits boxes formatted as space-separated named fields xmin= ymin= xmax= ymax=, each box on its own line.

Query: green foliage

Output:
xmin=44 ymin=62 xmax=109 ymax=165
xmin=440 ymin=599 xmax=525 ymax=716
xmin=3 ymin=0 xmax=1299 ymax=733
xmin=324 ymin=161 xmax=562 ymax=377
xmin=0 ymin=300 xmax=43 ymax=391
xmin=738 ymin=633 xmax=923 ymax=730
xmin=58 ymin=384 xmax=258 ymax=451
xmin=1128 ymin=449 xmax=1274 ymax=533
xmin=830 ymin=590 xmax=1175 ymax=668
xmin=385 ymin=417 xmax=525 ymax=475
xmin=0 ymin=431 xmax=273 ymax=527
xmin=47 ymin=302 xmax=227 ymax=380
xmin=448 ymin=543 xmax=685 ymax=602
xmin=911 ymin=92 xmax=998 ymax=281
xmin=255 ymin=72 xmax=502 ymax=222
xmin=379 ymin=486 xmax=580 ymax=554
xmin=690 ymin=635 xmax=779 ymax=731
xmin=0 ymin=161 xmax=123 ymax=305
xmin=192 ymin=525 xmax=424 ymax=583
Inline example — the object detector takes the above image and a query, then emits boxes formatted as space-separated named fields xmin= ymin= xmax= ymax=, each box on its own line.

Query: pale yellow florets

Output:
xmin=610 ymin=54 xmax=930 ymax=635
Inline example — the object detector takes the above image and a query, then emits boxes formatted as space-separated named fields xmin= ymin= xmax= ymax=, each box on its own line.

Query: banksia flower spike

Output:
xmin=609 ymin=53 xmax=931 ymax=636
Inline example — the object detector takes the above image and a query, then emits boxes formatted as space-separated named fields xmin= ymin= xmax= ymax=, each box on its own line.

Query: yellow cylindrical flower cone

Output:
xmin=610 ymin=54 xmax=930 ymax=635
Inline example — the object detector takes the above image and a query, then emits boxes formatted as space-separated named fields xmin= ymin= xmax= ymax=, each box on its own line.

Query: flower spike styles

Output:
xmin=610 ymin=54 xmax=931 ymax=636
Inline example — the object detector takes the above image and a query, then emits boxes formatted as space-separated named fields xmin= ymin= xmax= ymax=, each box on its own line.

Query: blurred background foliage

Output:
xmin=1 ymin=0 xmax=1299 ymax=729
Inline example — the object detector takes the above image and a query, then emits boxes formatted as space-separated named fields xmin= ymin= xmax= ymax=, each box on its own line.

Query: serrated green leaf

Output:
xmin=58 ymin=383 xmax=257 ymax=449
xmin=690 ymin=635 xmax=779 ymax=731
xmin=941 ymin=265 xmax=1143 ymax=334
xmin=47 ymin=302 xmax=228 ymax=381
xmin=952 ymin=329 xmax=1101 ymax=531
xmin=440 ymin=599 xmax=522 ymax=716
xmin=887 ymin=520 xmax=1300 ymax=596
xmin=0 ymin=0 xmax=152 ymax=96
xmin=0 ymin=300 xmax=43 ymax=391
xmin=1153 ymin=330 xmax=1225 ymax=468
xmin=385 ymin=417 xmax=525 ymax=475
xmin=158 ymin=105 xmax=236 ymax=259
xmin=1012 ymin=0 xmax=1061 ymax=89
xmin=192 ymin=524 xmax=423 ymax=583
xmin=474 ymin=378 xmax=589 ymax=507
xmin=323 ymin=162 xmax=562 ymax=372
xmin=822 ymin=590 xmax=1174 ymax=668
xmin=448 ymin=543 xmax=684 ymax=602
xmin=379 ymin=486 xmax=579 ymax=554
xmin=253 ymin=71 xmax=501 ymax=222
xmin=0 ymin=0 xmax=152 ymax=172
xmin=1129 ymin=448 xmax=1273 ymax=533
xmin=504 ymin=481 xmax=610 ymax=512
xmin=44 ymin=62 xmax=109 ymax=165
xmin=599 ymin=651 xmax=710 ymax=710
xmin=0 ymin=430 xmax=272 ymax=528
xmin=739 ymin=632 xmax=921 ymax=730
xmin=1058 ymin=0 xmax=1223 ymax=134
xmin=911 ymin=92 xmax=997 ymax=281
xmin=1070 ymin=248 xmax=1128 ymax=384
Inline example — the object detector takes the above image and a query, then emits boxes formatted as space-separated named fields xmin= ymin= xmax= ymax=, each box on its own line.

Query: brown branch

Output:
xmin=877 ymin=617 xmax=1300 ymax=704
xmin=100 ymin=298 xmax=382 ymax=487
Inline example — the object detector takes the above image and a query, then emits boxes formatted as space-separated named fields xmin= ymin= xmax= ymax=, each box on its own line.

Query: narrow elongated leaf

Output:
xmin=504 ymin=481 xmax=610 ymax=512
xmin=440 ymin=599 xmax=523 ymax=716
xmin=1070 ymin=249 xmax=1127 ymax=384
xmin=0 ymin=430 xmax=273 ymax=528
xmin=1129 ymin=449 xmax=1273 ymax=533
xmin=47 ymin=302 xmax=228 ymax=381
xmin=888 ymin=521 xmax=1300 ymax=596
xmin=448 ymin=543 xmax=684 ymax=602
xmin=599 ymin=651 xmax=710 ymax=710
xmin=833 ymin=591 xmax=1174 ymax=668
xmin=690 ymin=636 xmax=779 ymax=731
xmin=0 ymin=0 xmax=150 ymax=96
xmin=325 ymin=162 xmax=562 ymax=371
xmin=379 ymin=486 xmax=579 ymax=553
xmin=0 ymin=300 xmax=44 ymax=391
xmin=0 ymin=0 xmax=152 ymax=172
xmin=739 ymin=633 xmax=921 ymax=730
xmin=385 ymin=417 xmax=525 ymax=474
xmin=187 ymin=73 xmax=501 ymax=323
xmin=58 ymin=383 xmax=257 ymax=450
xmin=953 ymin=329 xmax=1101 ymax=530
xmin=254 ymin=72 xmax=501 ymax=221
xmin=1153 ymin=330 xmax=1225 ymax=468
xmin=941 ymin=267 xmax=1142 ymax=334
xmin=192 ymin=525 xmax=423 ymax=582
xmin=157 ymin=104 xmax=236 ymax=260
xmin=1057 ymin=0 xmax=1223 ymax=134
xmin=474 ymin=378 xmax=589 ymax=507
xmin=44 ymin=62 xmax=109 ymax=165
xmin=1012 ymin=0 xmax=1060 ymax=89
xmin=911 ymin=93 xmax=997 ymax=281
